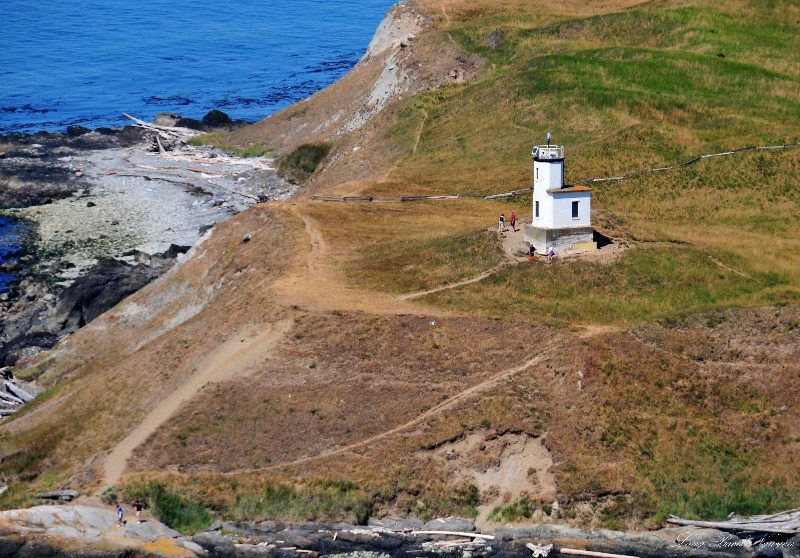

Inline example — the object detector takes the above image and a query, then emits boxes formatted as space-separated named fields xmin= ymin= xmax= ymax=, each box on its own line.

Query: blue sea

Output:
xmin=0 ymin=217 xmax=24 ymax=293
xmin=0 ymin=0 xmax=397 ymax=134
xmin=0 ymin=0 xmax=396 ymax=293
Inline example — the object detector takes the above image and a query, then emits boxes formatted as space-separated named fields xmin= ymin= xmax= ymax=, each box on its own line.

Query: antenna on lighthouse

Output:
xmin=546 ymin=132 xmax=552 ymax=146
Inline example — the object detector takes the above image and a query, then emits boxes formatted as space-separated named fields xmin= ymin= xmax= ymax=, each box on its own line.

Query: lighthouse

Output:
xmin=523 ymin=134 xmax=596 ymax=254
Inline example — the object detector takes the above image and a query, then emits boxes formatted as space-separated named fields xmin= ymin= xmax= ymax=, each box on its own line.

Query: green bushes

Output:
xmin=489 ymin=497 xmax=534 ymax=522
xmin=276 ymin=143 xmax=331 ymax=184
xmin=232 ymin=480 xmax=373 ymax=525
xmin=124 ymin=481 xmax=212 ymax=534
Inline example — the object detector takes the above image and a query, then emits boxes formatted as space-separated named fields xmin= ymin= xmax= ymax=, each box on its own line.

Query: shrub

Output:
xmin=232 ymin=480 xmax=373 ymax=525
xmin=124 ymin=481 xmax=212 ymax=534
xmin=276 ymin=143 xmax=331 ymax=184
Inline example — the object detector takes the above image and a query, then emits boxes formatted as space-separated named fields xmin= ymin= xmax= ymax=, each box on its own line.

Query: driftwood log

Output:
xmin=123 ymin=113 xmax=200 ymax=152
xmin=410 ymin=530 xmax=495 ymax=540
xmin=4 ymin=381 xmax=34 ymax=402
xmin=667 ymin=509 xmax=800 ymax=534
xmin=0 ymin=390 xmax=24 ymax=405
xmin=526 ymin=542 xmax=554 ymax=557
xmin=34 ymin=490 xmax=80 ymax=501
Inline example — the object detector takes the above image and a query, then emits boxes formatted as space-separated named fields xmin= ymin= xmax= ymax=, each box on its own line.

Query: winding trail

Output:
xmin=99 ymin=319 xmax=291 ymax=493
xmin=398 ymin=225 xmax=526 ymax=301
xmin=701 ymin=250 xmax=750 ymax=278
xmin=412 ymin=109 xmax=428 ymax=155
xmin=398 ymin=261 xmax=510 ymax=301
xmin=261 ymin=341 xmax=563 ymax=472
xmin=274 ymin=204 xmax=456 ymax=316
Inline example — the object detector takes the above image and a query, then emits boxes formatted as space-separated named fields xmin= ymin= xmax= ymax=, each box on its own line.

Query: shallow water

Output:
xmin=0 ymin=216 xmax=25 ymax=293
xmin=1 ymin=0 xmax=396 ymax=133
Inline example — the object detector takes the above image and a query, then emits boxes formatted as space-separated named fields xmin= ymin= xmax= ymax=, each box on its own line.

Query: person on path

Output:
xmin=116 ymin=502 xmax=125 ymax=526
xmin=133 ymin=498 xmax=143 ymax=523
xmin=510 ymin=211 xmax=516 ymax=231
xmin=498 ymin=213 xmax=505 ymax=232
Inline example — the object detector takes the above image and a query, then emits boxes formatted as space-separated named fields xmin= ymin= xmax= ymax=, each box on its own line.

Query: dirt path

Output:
xmin=260 ymin=341 xmax=562 ymax=472
xmin=398 ymin=226 xmax=525 ymax=301
xmin=98 ymin=319 xmax=291 ymax=493
xmin=398 ymin=260 xmax=511 ymax=301
xmin=440 ymin=0 xmax=451 ymax=26
xmin=273 ymin=203 xmax=456 ymax=316
xmin=412 ymin=110 xmax=429 ymax=155
xmin=701 ymin=250 xmax=750 ymax=278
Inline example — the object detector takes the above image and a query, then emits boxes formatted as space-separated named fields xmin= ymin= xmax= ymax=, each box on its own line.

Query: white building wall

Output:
xmin=551 ymin=191 xmax=591 ymax=228
xmin=532 ymin=160 xmax=563 ymax=228
xmin=535 ymin=160 xmax=563 ymax=191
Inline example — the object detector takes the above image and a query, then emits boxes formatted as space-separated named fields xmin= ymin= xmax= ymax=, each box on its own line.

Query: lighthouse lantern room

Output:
xmin=523 ymin=134 xmax=596 ymax=254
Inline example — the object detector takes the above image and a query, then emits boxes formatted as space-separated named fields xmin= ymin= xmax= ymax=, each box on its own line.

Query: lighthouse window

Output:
xmin=572 ymin=201 xmax=579 ymax=219
xmin=535 ymin=168 xmax=539 ymax=180
xmin=535 ymin=201 xmax=540 ymax=218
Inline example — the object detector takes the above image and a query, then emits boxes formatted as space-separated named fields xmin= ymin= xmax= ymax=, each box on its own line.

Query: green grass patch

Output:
xmin=489 ymin=496 xmax=536 ymax=522
xmin=276 ymin=143 xmax=331 ymax=183
xmin=0 ymin=423 xmax=67 ymax=484
xmin=422 ymin=245 xmax=786 ymax=325
xmin=636 ymin=433 xmax=798 ymax=524
xmin=350 ymin=228 xmax=504 ymax=294
xmin=651 ymin=477 xmax=794 ymax=524
xmin=0 ymin=483 xmax=38 ymax=511
xmin=124 ymin=481 xmax=212 ymax=534
xmin=231 ymin=480 xmax=373 ymax=525
xmin=413 ymin=483 xmax=481 ymax=520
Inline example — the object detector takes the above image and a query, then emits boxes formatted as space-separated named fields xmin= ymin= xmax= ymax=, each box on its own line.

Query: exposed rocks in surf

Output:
xmin=0 ymin=113 xmax=295 ymax=406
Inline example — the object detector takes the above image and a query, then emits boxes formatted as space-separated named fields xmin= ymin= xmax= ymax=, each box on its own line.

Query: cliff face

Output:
xmin=228 ymin=1 xmax=484 ymax=192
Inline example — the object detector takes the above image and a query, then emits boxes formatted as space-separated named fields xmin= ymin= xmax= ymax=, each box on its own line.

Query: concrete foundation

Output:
xmin=523 ymin=224 xmax=595 ymax=253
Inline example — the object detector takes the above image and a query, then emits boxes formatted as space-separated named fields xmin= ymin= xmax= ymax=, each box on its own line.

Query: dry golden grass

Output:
xmin=119 ymin=307 xmax=800 ymax=526
xmin=2 ymin=0 xmax=800 ymax=529
xmin=130 ymin=313 xmax=551 ymax=473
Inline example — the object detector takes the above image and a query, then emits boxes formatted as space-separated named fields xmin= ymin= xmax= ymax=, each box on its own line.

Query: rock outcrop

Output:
xmin=0 ymin=504 xmax=198 ymax=557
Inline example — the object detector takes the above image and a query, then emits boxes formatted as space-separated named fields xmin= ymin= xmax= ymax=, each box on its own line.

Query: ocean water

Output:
xmin=0 ymin=0 xmax=397 ymax=134
xmin=0 ymin=217 xmax=24 ymax=293
xmin=0 ymin=0 xmax=397 ymax=293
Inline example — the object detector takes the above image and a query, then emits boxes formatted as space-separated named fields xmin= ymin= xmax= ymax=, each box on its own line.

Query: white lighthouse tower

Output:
xmin=523 ymin=134 xmax=596 ymax=254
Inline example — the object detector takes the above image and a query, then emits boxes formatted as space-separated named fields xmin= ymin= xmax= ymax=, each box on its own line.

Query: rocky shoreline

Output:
xmin=1 ymin=503 xmax=797 ymax=558
xmin=0 ymin=115 xmax=294 ymax=381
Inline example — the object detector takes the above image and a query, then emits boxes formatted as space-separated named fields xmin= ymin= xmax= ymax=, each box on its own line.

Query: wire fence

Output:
xmin=310 ymin=142 xmax=799 ymax=203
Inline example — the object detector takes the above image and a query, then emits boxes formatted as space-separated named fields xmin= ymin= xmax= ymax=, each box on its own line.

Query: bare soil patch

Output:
xmin=423 ymin=430 xmax=556 ymax=527
xmin=100 ymin=319 xmax=291 ymax=492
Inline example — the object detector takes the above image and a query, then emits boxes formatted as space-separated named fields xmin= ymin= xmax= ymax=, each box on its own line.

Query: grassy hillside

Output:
xmin=1 ymin=0 xmax=799 ymax=532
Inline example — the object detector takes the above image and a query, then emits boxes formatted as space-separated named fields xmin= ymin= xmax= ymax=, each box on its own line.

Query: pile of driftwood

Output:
xmin=0 ymin=373 xmax=35 ymax=418
xmin=412 ymin=530 xmax=494 ymax=553
xmin=668 ymin=509 xmax=800 ymax=534
xmin=124 ymin=113 xmax=200 ymax=153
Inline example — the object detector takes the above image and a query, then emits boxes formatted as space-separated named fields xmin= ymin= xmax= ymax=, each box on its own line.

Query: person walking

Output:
xmin=498 ymin=213 xmax=505 ymax=232
xmin=133 ymin=498 xmax=144 ymax=523
xmin=116 ymin=502 xmax=125 ymax=526
xmin=510 ymin=211 xmax=516 ymax=231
